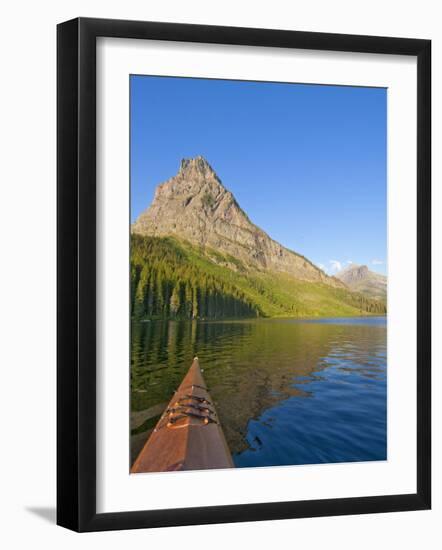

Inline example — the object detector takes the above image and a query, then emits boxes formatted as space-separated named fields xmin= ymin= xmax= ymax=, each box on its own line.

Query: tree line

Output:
xmin=131 ymin=234 xmax=260 ymax=320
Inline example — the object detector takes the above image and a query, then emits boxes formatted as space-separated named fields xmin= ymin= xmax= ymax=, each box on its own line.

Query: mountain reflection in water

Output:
xmin=131 ymin=317 xmax=386 ymax=468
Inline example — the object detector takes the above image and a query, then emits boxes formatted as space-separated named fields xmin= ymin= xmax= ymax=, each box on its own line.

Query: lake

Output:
xmin=131 ymin=317 xmax=387 ymax=468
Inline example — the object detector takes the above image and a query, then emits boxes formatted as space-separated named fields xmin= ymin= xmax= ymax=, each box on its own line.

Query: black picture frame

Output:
xmin=57 ymin=17 xmax=431 ymax=532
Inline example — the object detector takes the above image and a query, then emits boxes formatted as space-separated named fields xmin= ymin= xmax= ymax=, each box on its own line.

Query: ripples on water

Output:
xmin=131 ymin=317 xmax=387 ymax=468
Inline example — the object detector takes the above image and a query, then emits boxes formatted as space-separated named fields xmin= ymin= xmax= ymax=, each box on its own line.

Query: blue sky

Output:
xmin=130 ymin=75 xmax=387 ymax=275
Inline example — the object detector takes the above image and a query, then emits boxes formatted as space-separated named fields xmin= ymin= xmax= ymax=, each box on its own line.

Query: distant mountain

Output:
xmin=336 ymin=264 xmax=387 ymax=301
xmin=131 ymin=157 xmax=386 ymax=319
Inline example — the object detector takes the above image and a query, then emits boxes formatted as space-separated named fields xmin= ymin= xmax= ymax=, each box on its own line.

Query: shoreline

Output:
xmin=132 ymin=313 xmax=387 ymax=324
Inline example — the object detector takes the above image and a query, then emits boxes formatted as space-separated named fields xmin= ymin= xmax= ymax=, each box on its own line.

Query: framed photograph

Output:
xmin=57 ymin=17 xmax=431 ymax=532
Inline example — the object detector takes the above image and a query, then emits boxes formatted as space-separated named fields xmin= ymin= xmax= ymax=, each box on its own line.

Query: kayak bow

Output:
xmin=131 ymin=357 xmax=234 ymax=473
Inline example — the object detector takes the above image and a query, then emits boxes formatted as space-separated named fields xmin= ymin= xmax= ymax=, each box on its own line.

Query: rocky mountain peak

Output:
xmin=153 ymin=155 xmax=226 ymax=204
xmin=132 ymin=157 xmax=344 ymax=287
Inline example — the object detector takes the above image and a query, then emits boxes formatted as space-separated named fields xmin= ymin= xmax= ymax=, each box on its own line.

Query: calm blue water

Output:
xmin=131 ymin=317 xmax=387 ymax=467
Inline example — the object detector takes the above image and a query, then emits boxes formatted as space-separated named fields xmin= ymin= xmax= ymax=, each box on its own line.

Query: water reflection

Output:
xmin=131 ymin=317 xmax=386 ymax=467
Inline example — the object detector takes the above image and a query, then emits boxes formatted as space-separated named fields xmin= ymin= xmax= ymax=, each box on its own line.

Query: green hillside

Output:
xmin=131 ymin=234 xmax=386 ymax=320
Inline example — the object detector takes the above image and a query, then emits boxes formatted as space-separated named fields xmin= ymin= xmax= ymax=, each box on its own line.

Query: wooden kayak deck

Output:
xmin=131 ymin=358 xmax=234 ymax=473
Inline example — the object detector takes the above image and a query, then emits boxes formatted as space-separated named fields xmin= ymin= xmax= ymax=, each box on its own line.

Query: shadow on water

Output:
xmin=131 ymin=317 xmax=386 ymax=468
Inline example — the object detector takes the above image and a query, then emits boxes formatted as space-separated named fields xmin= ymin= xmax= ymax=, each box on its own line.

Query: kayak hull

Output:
xmin=131 ymin=358 xmax=234 ymax=473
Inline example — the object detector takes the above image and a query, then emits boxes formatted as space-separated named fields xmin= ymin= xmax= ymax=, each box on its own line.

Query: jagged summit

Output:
xmin=151 ymin=156 xmax=226 ymax=204
xmin=132 ymin=158 xmax=344 ymax=287
xmin=179 ymin=155 xmax=217 ymax=176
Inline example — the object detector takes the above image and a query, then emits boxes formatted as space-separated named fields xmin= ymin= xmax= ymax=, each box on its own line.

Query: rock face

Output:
xmin=132 ymin=156 xmax=344 ymax=287
xmin=336 ymin=264 xmax=387 ymax=301
xmin=337 ymin=264 xmax=370 ymax=284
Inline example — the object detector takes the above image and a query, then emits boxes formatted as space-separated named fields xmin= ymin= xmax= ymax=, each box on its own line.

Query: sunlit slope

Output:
xmin=131 ymin=235 xmax=386 ymax=319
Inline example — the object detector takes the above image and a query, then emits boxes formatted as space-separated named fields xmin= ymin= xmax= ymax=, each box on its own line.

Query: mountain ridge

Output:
xmin=132 ymin=156 xmax=344 ymax=289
